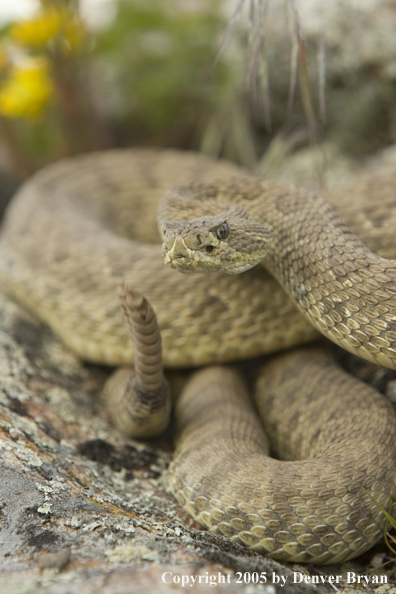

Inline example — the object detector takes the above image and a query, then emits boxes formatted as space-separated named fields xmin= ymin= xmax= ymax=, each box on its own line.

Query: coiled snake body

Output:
xmin=1 ymin=149 xmax=396 ymax=563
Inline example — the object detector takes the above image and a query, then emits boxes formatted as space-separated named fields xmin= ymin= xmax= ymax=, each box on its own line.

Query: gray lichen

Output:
xmin=0 ymin=293 xmax=326 ymax=593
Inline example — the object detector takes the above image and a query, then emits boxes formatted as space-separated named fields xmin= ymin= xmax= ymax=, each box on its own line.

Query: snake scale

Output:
xmin=1 ymin=148 xmax=396 ymax=564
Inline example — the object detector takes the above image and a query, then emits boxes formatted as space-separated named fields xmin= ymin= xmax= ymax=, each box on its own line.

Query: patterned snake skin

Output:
xmin=0 ymin=149 xmax=396 ymax=563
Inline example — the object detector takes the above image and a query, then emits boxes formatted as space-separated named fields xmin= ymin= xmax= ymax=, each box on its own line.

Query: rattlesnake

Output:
xmin=0 ymin=148 xmax=396 ymax=564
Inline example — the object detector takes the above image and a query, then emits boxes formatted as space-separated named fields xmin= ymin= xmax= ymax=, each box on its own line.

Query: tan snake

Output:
xmin=0 ymin=148 xmax=396 ymax=564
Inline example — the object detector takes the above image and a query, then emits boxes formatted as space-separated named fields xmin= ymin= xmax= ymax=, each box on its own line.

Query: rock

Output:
xmin=0 ymin=293 xmax=325 ymax=593
xmin=239 ymin=0 xmax=396 ymax=157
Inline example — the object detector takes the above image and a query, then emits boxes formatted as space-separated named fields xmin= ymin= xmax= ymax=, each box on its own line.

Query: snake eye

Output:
xmin=163 ymin=226 xmax=167 ymax=236
xmin=216 ymin=222 xmax=229 ymax=239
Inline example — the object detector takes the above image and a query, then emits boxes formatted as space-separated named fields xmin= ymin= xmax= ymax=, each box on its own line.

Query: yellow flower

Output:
xmin=0 ymin=60 xmax=53 ymax=119
xmin=10 ymin=8 xmax=84 ymax=51
xmin=0 ymin=45 xmax=8 ymax=72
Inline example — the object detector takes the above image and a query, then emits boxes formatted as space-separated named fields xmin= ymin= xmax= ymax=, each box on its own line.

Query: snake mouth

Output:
xmin=162 ymin=239 xmax=198 ymax=272
xmin=162 ymin=232 xmax=207 ymax=272
xmin=163 ymin=250 xmax=206 ymax=273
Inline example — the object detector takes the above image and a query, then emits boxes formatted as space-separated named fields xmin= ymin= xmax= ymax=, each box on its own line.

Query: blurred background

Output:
xmin=0 ymin=0 xmax=395 ymax=199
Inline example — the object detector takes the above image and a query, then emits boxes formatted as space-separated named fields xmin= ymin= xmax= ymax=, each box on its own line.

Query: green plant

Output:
xmin=367 ymin=492 xmax=396 ymax=556
xmin=0 ymin=0 xmax=240 ymax=177
xmin=93 ymin=0 xmax=234 ymax=148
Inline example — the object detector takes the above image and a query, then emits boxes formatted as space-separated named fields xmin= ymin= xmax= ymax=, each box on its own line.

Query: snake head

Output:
xmin=161 ymin=206 xmax=272 ymax=274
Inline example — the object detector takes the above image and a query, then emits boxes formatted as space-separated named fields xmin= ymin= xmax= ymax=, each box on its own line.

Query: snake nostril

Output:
xmin=206 ymin=246 xmax=214 ymax=254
